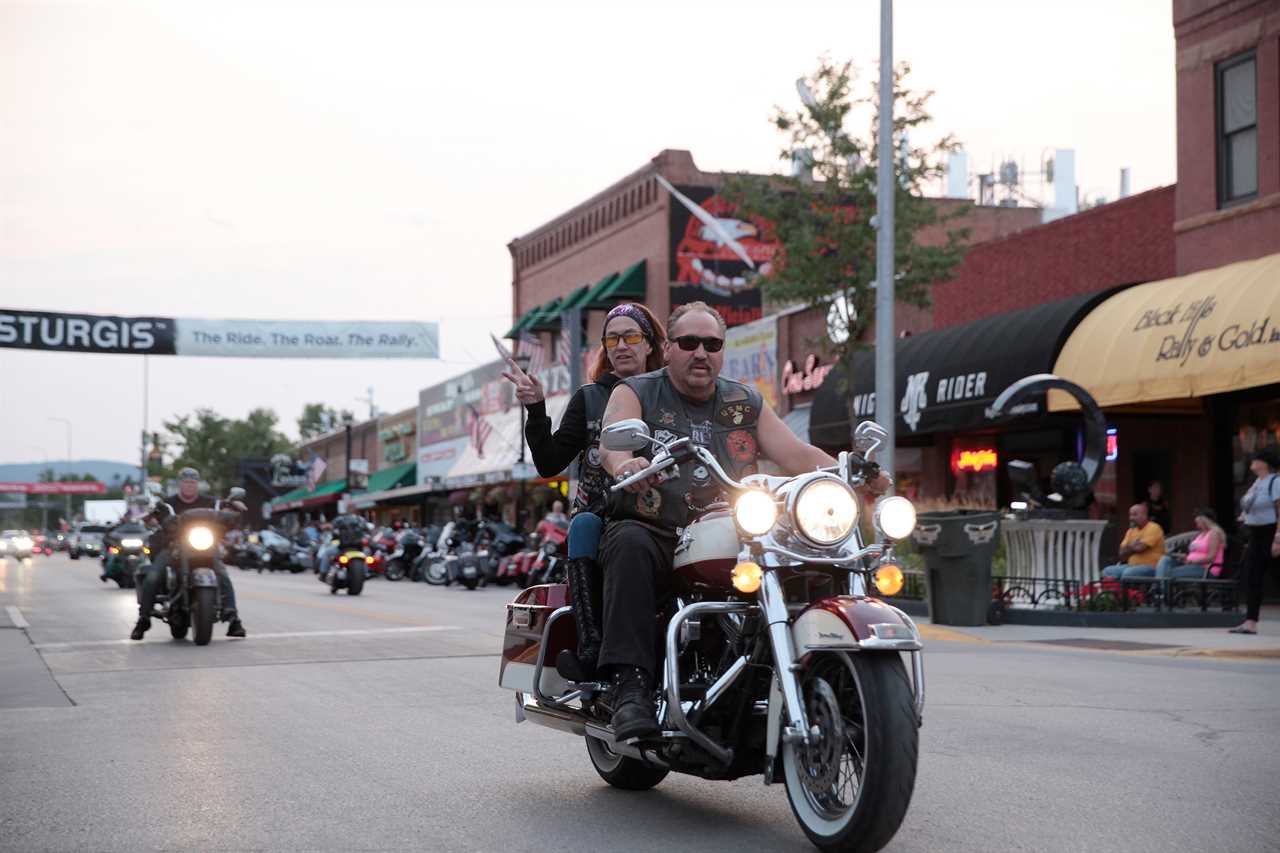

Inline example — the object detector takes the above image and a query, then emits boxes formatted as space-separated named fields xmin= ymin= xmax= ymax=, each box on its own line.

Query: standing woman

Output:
xmin=503 ymin=303 xmax=666 ymax=677
xmin=1232 ymin=448 xmax=1280 ymax=635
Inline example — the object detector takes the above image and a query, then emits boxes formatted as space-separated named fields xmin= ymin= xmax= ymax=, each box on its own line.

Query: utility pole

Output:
xmin=48 ymin=417 xmax=72 ymax=524
xmin=874 ymin=0 xmax=897 ymax=482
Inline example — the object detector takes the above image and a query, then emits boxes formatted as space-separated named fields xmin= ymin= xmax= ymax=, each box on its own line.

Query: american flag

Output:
xmin=518 ymin=331 xmax=548 ymax=376
xmin=466 ymin=404 xmax=493 ymax=458
xmin=557 ymin=326 xmax=572 ymax=366
xmin=306 ymin=454 xmax=327 ymax=489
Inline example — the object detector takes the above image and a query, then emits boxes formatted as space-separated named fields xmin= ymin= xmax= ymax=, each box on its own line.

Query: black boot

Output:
xmin=556 ymin=557 xmax=603 ymax=681
xmin=226 ymin=619 xmax=246 ymax=638
xmin=611 ymin=666 xmax=659 ymax=742
xmin=130 ymin=617 xmax=150 ymax=641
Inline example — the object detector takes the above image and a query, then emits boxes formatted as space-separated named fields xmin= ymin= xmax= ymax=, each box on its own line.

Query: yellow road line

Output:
xmin=917 ymin=624 xmax=990 ymax=644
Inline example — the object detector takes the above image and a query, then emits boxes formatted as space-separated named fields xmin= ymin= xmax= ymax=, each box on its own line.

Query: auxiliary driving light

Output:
xmin=874 ymin=496 xmax=917 ymax=541
xmin=734 ymin=490 xmax=777 ymax=536
xmin=731 ymin=561 xmax=763 ymax=594
xmin=873 ymin=563 xmax=905 ymax=596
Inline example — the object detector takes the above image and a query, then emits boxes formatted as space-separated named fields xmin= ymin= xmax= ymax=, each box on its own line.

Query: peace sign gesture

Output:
xmin=502 ymin=357 xmax=545 ymax=405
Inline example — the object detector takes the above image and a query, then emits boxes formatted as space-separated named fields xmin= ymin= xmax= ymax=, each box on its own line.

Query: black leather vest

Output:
xmin=614 ymin=368 xmax=762 ymax=531
xmin=573 ymin=381 xmax=613 ymax=515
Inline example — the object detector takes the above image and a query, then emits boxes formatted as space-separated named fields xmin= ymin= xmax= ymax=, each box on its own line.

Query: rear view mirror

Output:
xmin=227 ymin=487 xmax=246 ymax=501
xmin=853 ymin=421 xmax=887 ymax=458
xmin=601 ymin=419 xmax=652 ymax=452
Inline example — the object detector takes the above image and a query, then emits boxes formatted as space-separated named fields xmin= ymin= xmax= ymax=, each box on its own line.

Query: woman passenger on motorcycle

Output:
xmin=503 ymin=302 xmax=666 ymax=680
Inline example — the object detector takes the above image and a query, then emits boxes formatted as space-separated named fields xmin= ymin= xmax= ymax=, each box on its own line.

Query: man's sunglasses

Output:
xmin=671 ymin=335 xmax=724 ymax=353
xmin=602 ymin=330 xmax=647 ymax=349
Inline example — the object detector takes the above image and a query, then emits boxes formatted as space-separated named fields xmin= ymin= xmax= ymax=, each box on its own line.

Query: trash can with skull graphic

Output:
xmin=912 ymin=510 xmax=1001 ymax=626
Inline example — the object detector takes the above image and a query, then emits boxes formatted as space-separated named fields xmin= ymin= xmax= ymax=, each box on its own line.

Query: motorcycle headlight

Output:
xmin=734 ymin=489 xmax=778 ymax=536
xmin=187 ymin=526 xmax=215 ymax=551
xmin=122 ymin=538 xmax=144 ymax=549
xmin=874 ymin=496 xmax=917 ymax=541
xmin=793 ymin=478 xmax=858 ymax=545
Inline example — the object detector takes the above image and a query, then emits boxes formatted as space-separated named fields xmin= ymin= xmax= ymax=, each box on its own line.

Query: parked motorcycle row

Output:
xmin=216 ymin=515 xmax=570 ymax=594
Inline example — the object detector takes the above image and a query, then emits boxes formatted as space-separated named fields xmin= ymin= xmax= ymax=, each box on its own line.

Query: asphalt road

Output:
xmin=2 ymin=553 xmax=1278 ymax=853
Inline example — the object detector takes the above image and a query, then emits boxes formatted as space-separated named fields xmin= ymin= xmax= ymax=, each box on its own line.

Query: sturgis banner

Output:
xmin=0 ymin=308 xmax=439 ymax=359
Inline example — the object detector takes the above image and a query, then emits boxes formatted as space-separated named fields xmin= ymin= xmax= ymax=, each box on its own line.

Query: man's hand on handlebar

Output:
xmin=613 ymin=457 xmax=657 ymax=494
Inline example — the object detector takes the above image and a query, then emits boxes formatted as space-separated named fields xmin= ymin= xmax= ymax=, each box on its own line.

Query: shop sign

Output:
xmin=782 ymin=354 xmax=835 ymax=396
xmin=723 ymin=316 xmax=779 ymax=409
xmin=668 ymin=186 xmax=780 ymax=328
xmin=384 ymin=444 xmax=408 ymax=463
xmin=950 ymin=447 xmax=998 ymax=474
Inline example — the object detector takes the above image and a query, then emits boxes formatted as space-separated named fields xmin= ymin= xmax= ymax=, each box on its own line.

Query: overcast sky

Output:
xmin=0 ymin=0 xmax=1176 ymax=466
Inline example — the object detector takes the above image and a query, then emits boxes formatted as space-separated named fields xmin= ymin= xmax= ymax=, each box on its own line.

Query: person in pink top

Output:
xmin=1153 ymin=508 xmax=1226 ymax=580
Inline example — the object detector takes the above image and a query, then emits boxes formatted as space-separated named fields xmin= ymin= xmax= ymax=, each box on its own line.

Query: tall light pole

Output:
xmin=30 ymin=446 xmax=49 ymax=531
xmin=874 ymin=0 xmax=896 ymax=482
xmin=514 ymin=351 xmax=532 ymax=530
xmin=48 ymin=417 xmax=73 ymax=524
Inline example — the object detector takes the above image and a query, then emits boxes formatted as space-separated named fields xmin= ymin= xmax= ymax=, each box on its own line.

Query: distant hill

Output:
xmin=0 ymin=460 xmax=142 ymax=485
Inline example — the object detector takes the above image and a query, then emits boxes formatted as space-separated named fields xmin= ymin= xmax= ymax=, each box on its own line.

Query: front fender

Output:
xmin=191 ymin=567 xmax=219 ymax=587
xmin=792 ymin=596 xmax=922 ymax=653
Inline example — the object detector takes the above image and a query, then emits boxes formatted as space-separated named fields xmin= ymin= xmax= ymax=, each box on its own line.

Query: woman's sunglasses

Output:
xmin=602 ymin=330 xmax=646 ymax=349
xmin=671 ymin=335 xmax=724 ymax=353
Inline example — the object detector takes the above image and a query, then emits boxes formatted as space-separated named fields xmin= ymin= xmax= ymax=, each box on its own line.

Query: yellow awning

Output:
xmin=1050 ymin=252 xmax=1280 ymax=411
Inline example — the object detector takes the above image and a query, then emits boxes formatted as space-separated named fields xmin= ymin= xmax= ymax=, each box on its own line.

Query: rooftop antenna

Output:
xmin=356 ymin=386 xmax=377 ymax=421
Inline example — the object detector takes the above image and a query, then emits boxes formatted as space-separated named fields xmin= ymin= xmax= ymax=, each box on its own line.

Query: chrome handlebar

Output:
xmin=609 ymin=441 xmax=746 ymax=494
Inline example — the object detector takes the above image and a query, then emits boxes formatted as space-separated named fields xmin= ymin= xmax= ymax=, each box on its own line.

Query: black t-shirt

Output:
xmin=165 ymin=493 xmax=217 ymax=517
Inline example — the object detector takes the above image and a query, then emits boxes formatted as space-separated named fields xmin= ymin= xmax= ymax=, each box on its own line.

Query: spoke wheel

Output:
xmin=782 ymin=652 xmax=918 ymax=853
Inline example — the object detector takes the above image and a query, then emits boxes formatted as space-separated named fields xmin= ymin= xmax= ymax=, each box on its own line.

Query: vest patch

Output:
xmin=726 ymin=429 xmax=757 ymax=463
xmin=717 ymin=402 xmax=755 ymax=427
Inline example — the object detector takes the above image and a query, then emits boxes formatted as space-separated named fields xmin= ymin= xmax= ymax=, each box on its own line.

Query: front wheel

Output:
xmin=781 ymin=652 xmax=918 ymax=853
xmin=586 ymin=736 xmax=668 ymax=791
xmin=424 ymin=561 xmax=448 ymax=586
xmin=385 ymin=560 xmax=407 ymax=582
xmin=192 ymin=588 xmax=217 ymax=646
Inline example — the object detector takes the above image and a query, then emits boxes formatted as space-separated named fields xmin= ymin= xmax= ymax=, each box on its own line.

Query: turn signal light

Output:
xmin=364 ymin=557 xmax=375 ymax=565
xmin=109 ymin=547 xmax=120 ymax=554
xmin=731 ymin=561 xmax=763 ymax=594
xmin=873 ymin=563 xmax=905 ymax=597
xmin=338 ymin=556 xmax=349 ymax=565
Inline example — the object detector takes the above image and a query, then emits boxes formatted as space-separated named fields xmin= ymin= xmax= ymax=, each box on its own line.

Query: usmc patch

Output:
xmin=716 ymin=402 xmax=755 ymax=427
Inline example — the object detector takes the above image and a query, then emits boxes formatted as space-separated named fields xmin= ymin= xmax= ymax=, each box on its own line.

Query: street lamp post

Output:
xmin=30 ymin=446 xmax=49 ymax=531
xmin=48 ymin=417 xmax=72 ymax=524
xmin=874 ymin=0 xmax=897 ymax=482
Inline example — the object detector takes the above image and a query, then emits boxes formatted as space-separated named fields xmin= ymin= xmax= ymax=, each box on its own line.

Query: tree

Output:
xmin=164 ymin=407 xmax=292 ymax=494
xmin=297 ymin=403 xmax=356 ymax=440
xmin=724 ymin=57 xmax=970 ymax=445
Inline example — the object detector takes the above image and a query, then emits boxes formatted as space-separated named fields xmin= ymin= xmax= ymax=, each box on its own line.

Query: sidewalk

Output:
xmin=915 ymin=604 xmax=1280 ymax=660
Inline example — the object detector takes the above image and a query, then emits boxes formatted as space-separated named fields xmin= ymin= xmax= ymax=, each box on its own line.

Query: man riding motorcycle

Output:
xmin=131 ymin=468 xmax=247 ymax=641
xmin=598 ymin=301 xmax=889 ymax=742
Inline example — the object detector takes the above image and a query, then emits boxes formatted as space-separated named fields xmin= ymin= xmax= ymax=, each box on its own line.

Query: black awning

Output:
xmin=809 ymin=291 xmax=1115 ymax=450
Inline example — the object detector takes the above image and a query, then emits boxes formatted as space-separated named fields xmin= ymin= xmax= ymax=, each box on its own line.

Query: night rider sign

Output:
xmin=0 ymin=308 xmax=439 ymax=359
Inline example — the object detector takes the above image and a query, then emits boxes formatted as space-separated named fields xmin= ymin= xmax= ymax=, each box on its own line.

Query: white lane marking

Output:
xmin=5 ymin=605 xmax=29 ymax=629
xmin=34 ymin=624 xmax=462 ymax=651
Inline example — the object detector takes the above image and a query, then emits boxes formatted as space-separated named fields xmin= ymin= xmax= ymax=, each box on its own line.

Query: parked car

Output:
xmin=69 ymin=524 xmax=109 ymax=560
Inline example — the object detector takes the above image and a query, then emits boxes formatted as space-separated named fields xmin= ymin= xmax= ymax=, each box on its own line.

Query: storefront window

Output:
xmin=1233 ymin=398 xmax=1280 ymax=505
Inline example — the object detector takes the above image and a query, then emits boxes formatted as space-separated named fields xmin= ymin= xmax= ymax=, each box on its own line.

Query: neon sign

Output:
xmin=1106 ymin=427 xmax=1118 ymax=462
xmin=951 ymin=447 xmax=998 ymax=474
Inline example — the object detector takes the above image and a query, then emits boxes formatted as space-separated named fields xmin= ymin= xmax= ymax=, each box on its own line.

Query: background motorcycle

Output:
xmin=103 ymin=533 xmax=149 ymax=589
xmin=526 ymin=522 xmax=568 ymax=586
xmin=141 ymin=496 xmax=242 ymax=645
xmin=498 ymin=420 xmax=924 ymax=853
xmin=328 ymin=547 xmax=368 ymax=595
xmin=386 ymin=527 xmax=426 ymax=582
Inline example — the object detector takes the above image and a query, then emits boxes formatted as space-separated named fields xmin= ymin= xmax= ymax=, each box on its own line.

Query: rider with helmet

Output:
xmin=131 ymin=467 xmax=246 ymax=641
